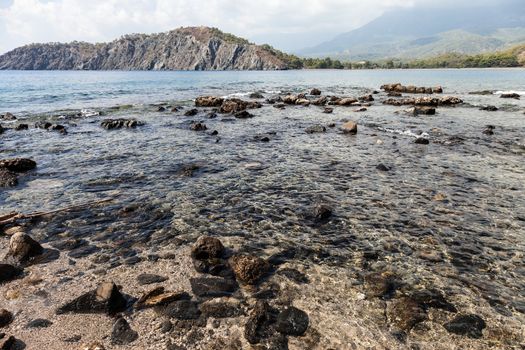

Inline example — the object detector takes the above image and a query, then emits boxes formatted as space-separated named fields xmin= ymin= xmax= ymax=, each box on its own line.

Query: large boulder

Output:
xmin=0 ymin=158 xmax=36 ymax=172
xmin=195 ymin=96 xmax=224 ymax=107
xmin=5 ymin=232 xmax=43 ymax=264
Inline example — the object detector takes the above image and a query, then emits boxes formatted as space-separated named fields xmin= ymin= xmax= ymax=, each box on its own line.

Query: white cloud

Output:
xmin=0 ymin=0 xmax=492 ymax=53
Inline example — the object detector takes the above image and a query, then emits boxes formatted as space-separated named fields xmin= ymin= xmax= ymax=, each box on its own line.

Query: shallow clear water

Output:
xmin=1 ymin=69 xmax=524 ymax=349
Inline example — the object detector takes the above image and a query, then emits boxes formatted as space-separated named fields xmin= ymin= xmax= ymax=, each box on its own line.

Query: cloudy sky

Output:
xmin=0 ymin=0 xmax=498 ymax=54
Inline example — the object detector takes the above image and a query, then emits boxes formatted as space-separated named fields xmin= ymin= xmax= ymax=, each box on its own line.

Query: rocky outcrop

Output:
xmin=0 ymin=27 xmax=289 ymax=71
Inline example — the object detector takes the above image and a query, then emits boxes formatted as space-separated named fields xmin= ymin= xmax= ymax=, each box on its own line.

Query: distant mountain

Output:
xmin=0 ymin=27 xmax=290 ymax=70
xmin=299 ymin=1 xmax=525 ymax=60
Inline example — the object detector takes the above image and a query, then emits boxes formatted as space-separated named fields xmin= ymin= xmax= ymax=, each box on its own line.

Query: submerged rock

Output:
xmin=184 ymin=109 xmax=199 ymax=116
xmin=305 ymin=125 xmax=326 ymax=134
xmin=56 ymin=281 xmax=127 ymax=315
xmin=100 ymin=119 xmax=141 ymax=129
xmin=219 ymin=98 xmax=261 ymax=114
xmin=310 ymin=88 xmax=321 ymax=96
xmin=5 ymin=232 xmax=44 ymax=264
xmin=376 ymin=164 xmax=390 ymax=172
xmin=190 ymin=277 xmax=238 ymax=298
xmin=234 ymin=110 xmax=255 ymax=119
xmin=413 ymin=106 xmax=436 ymax=115
xmin=0 ymin=158 xmax=36 ymax=172
xmin=161 ymin=300 xmax=201 ymax=320
xmin=249 ymin=92 xmax=264 ymax=99
xmin=275 ymin=306 xmax=309 ymax=336
xmin=25 ymin=318 xmax=52 ymax=328
xmin=1 ymin=112 xmax=16 ymax=121
xmin=313 ymin=203 xmax=332 ymax=222
xmin=111 ymin=317 xmax=138 ymax=345
xmin=229 ymin=254 xmax=270 ymax=285
xmin=0 ymin=309 xmax=13 ymax=328
xmin=136 ymin=273 xmax=168 ymax=285
xmin=199 ymin=300 xmax=242 ymax=318
xmin=387 ymin=297 xmax=427 ymax=331
xmin=414 ymin=137 xmax=430 ymax=145
xmin=0 ymin=169 xmax=18 ymax=188
xmin=444 ymin=314 xmax=486 ymax=339
xmin=0 ymin=264 xmax=23 ymax=283
xmin=14 ymin=124 xmax=28 ymax=131
xmin=323 ymin=107 xmax=333 ymax=114
xmin=191 ymin=236 xmax=225 ymax=260
xmin=500 ymin=93 xmax=520 ymax=99
xmin=364 ymin=271 xmax=399 ymax=298
xmin=480 ymin=105 xmax=498 ymax=111
xmin=483 ymin=125 xmax=495 ymax=135
xmin=244 ymin=301 xmax=279 ymax=345
xmin=190 ymin=122 xmax=207 ymax=131
xmin=136 ymin=287 xmax=190 ymax=309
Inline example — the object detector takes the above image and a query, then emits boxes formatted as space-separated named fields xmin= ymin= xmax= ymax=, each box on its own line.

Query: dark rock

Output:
xmin=277 ymin=268 xmax=309 ymax=284
xmin=0 ymin=169 xmax=18 ymax=188
xmin=500 ymin=93 xmax=520 ymax=99
xmin=1 ymin=113 xmax=16 ymax=121
xmin=210 ymin=130 xmax=218 ymax=136
xmin=137 ymin=273 xmax=168 ymax=285
xmin=101 ymin=118 xmax=141 ymax=129
xmin=0 ymin=335 xmax=16 ymax=350
xmin=483 ymin=125 xmax=495 ymax=135
xmin=364 ymin=271 xmax=399 ymax=298
xmin=192 ymin=258 xmax=232 ymax=278
xmin=244 ymin=301 xmax=279 ymax=344
xmin=0 ymin=310 xmax=12 ymax=328
xmin=161 ymin=300 xmax=201 ymax=320
xmin=229 ymin=255 xmax=270 ymax=285
xmin=480 ymin=105 xmax=498 ymax=111
xmin=157 ymin=106 xmax=166 ymax=112
xmin=0 ymin=264 xmax=22 ymax=283
xmin=276 ymin=306 xmax=309 ymax=336
xmin=4 ymin=232 xmax=44 ymax=264
xmin=184 ymin=109 xmax=199 ymax=116
xmin=313 ymin=203 xmax=332 ymax=222
xmin=444 ymin=314 xmax=486 ymax=339
xmin=305 ymin=125 xmax=326 ymax=134
xmin=376 ymin=164 xmax=390 ymax=172
xmin=35 ymin=121 xmax=52 ymax=129
xmin=253 ymin=287 xmax=279 ymax=300
xmin=200 ymin=301 xmax=241 ymax=318
xmin=322 ymin=107 xmax=333 ymax=114
xmin=111 ymin=317 xmax=138 ymax=345
xmin=0 ymin=158 xmax=36 ymax=172
xmin=413 ymin=107 xmax=436 ymax=115
xmin=68 ymin=244 xmax=100 ymax=258
xmin=207 ymin=112 xmax=218 ymax=119
xmin=190 ymin=277 xmax=238 ymax=298
xmin=410 ymin=289 xmax=456 ymax=312
xmin=191 ymin=236 xmax=225 ymax=260
xmin=25 ymin=318 xmax=52 ymax=328
xmin=219 ymin=98 xmax=261 ymax=114
xmin=341 ymin=121 xmax=357 ymax=134
xmin=160 ymin=320 xmax=172 ymax=333
xmin=14 ymin=124 xmax=28 ymax=131
xmin=387 ymin=297 xmax=427 ymax=331
xmin=63 ymin=335 xmax=82 ymax=343
xmin=260 ymin=136 xmax=270 ymax=142
xmin=56 ymin=281 xmax=127 ymax=315
xmin=234 ymin=110 xmax=254 ymax=119
xmin=310 ymin=88 xmax=321 ymax=96
xmin=414 ymin=137 xmax=430 ymax=145
xmin=354 ymin=107 xmax=367 ymax=112
xmin=358 ymin=94 xmax=374 ymax=102
xmin=249 ymin=92 xmax=264 ymax=99
xmin=190 ymin=122 xmax=207 ymax=131
xmin=195 ymin=96 xmax=224 ymax=107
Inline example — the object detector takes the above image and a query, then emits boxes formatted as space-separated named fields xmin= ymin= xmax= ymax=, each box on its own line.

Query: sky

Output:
xmin=0 ymin=0 xmax=502 ymax=54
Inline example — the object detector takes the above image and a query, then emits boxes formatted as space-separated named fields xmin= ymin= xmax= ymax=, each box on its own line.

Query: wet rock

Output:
xmin=381 ymin=83 xmax=442 ymax=94
xmin=295 ymin=98 xmax=310 ymax=106
xmin=234 ymin=110 xmax=254 ymax=119
xmin=439 ymin=96 xmax=463 ymax=105
xmin=313 ymin=203 xmax=332 ymax=222
xmin=161 ymin=300 xmax=201 ymax=320
xmin=305 ymin=125 xmax=326 ymax=134
xmin=354 ymin=107 xmax=367 ymax=112
xmin=277 ymin=268 xmax=309 ymax=284
xmin=207 ymin=112 xmax=218 ymax=118
xmin=249 ymin=92 xmax=264 ymax=99
xmin=253 ymin=287 xmax=279 ymax=300
xmin=244 ymin=301 xmax=279 ymax=345
xmin=0 ymin=169 xmax=18 ymax=188
xmin=137 ymin=273 xmax=168 ymax=285
xmin=192 ymin=258 xmax=232 ymax=278
xmin=376 ymin=164 xmax=390 ymax=172
xmin=276 ymin=306 xmax=309 ymax=336
xmin=0 ymin=124 xmax=3 ymax=134
xmin=0 ymin=158 xmax=36 ymax=172
xmin=387 ymin=297 xmax=427 ymax=331
xmin=35 ymin=121 xmax=52 ymax=129
xmin=483 ymin=125 xmax=495 ymax=135
xmin=56 ymin=281 xmax=127 ymax=315
xmin=101 ymin=119 xmax=141 ymax=129
xmin=341 ymin=121 xmax=357 ymax=134
xmin=229 ymin=254 xmax=270 ymax=285
xmin=191 ymin=236 xmax=225 ymax=260
xmin=413 ymin=107 xmax=436 ymax=115
xmin=444 ymin=314 xmax=486 ymax=339
xmin=190 ymin=277 xmax=238 ymax=298
xmin=136 ymin=287 xmax=190 ymax=309
xmin=260 ymin=136 xmax=270 ymax=142
xmin=0 ymin=310 xmax=12 ymax=328
xmin=157 ymin=106 xmax=166 ymax=112
xmin=25 ymin=318 xmax=52 ymax=328
xmin=414 ymin=137 xmax=430 ymax=145
xmin=337 ymin=97 xmax=358 ymax=106
xmin=190 ymin=122 xmax=207 ymax=131
xmin=283 ymin=95 xmax=298 ymax=104
xmin=410 ymin=289 xmax=456 ymax=312
xmin=210 ymin=130 xmax=218 ymax=136
xmin=364 ymin=271 xmax=399 ymax=298
xmin=5 ymin=232 xmax=43 ymax=264
xmin=195 ymin=96 xmax=224 ymax=107
xmin=480 ymin=105 xmax=498 ymax=111
xmin=1 ymin=112 xmax=16 ymax=121
xmin=184 ymin=109 xmax=199 ymax=116
xmin=0 ymin=264 xmax=22 ymax=283
xmin=14 ymin=124 xmax=28 ymax=131
xmin=219 ymin=98 xmax=261 ymax=113
xmin=200 ymin=300 xmax=242 ymax=318
xmin=310 ymin=88 xmax=321 ymax=96
xmin=500 ymin=93 xmax=520 ymax=99
xmin=68 ymin=245 xmax=99 ymax=258
xmin=273 ymin=103 xmax=286 ymax=110
xmin=160 ymin=320 xmax=172 ymax=333
xmin=312 ymin=96 xmax=328 ymax=106
xmin=359 ymin=94 xmax=374 ymax=102
xmin=322 ymin=107 xmax=333 ymax=114
xmin=0 ymin=335 xmax=16 ymax=350
xmin=111 ymin=317 xmax=138 ymax=345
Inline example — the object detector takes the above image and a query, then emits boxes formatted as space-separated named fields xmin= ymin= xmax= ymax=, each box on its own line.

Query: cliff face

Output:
xmin=0 ymin=27 xmax=289 ymax=71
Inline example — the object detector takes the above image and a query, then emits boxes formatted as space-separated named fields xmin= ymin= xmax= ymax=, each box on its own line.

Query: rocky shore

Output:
xmin=1 ymin=83 xmax=524 ymax=349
